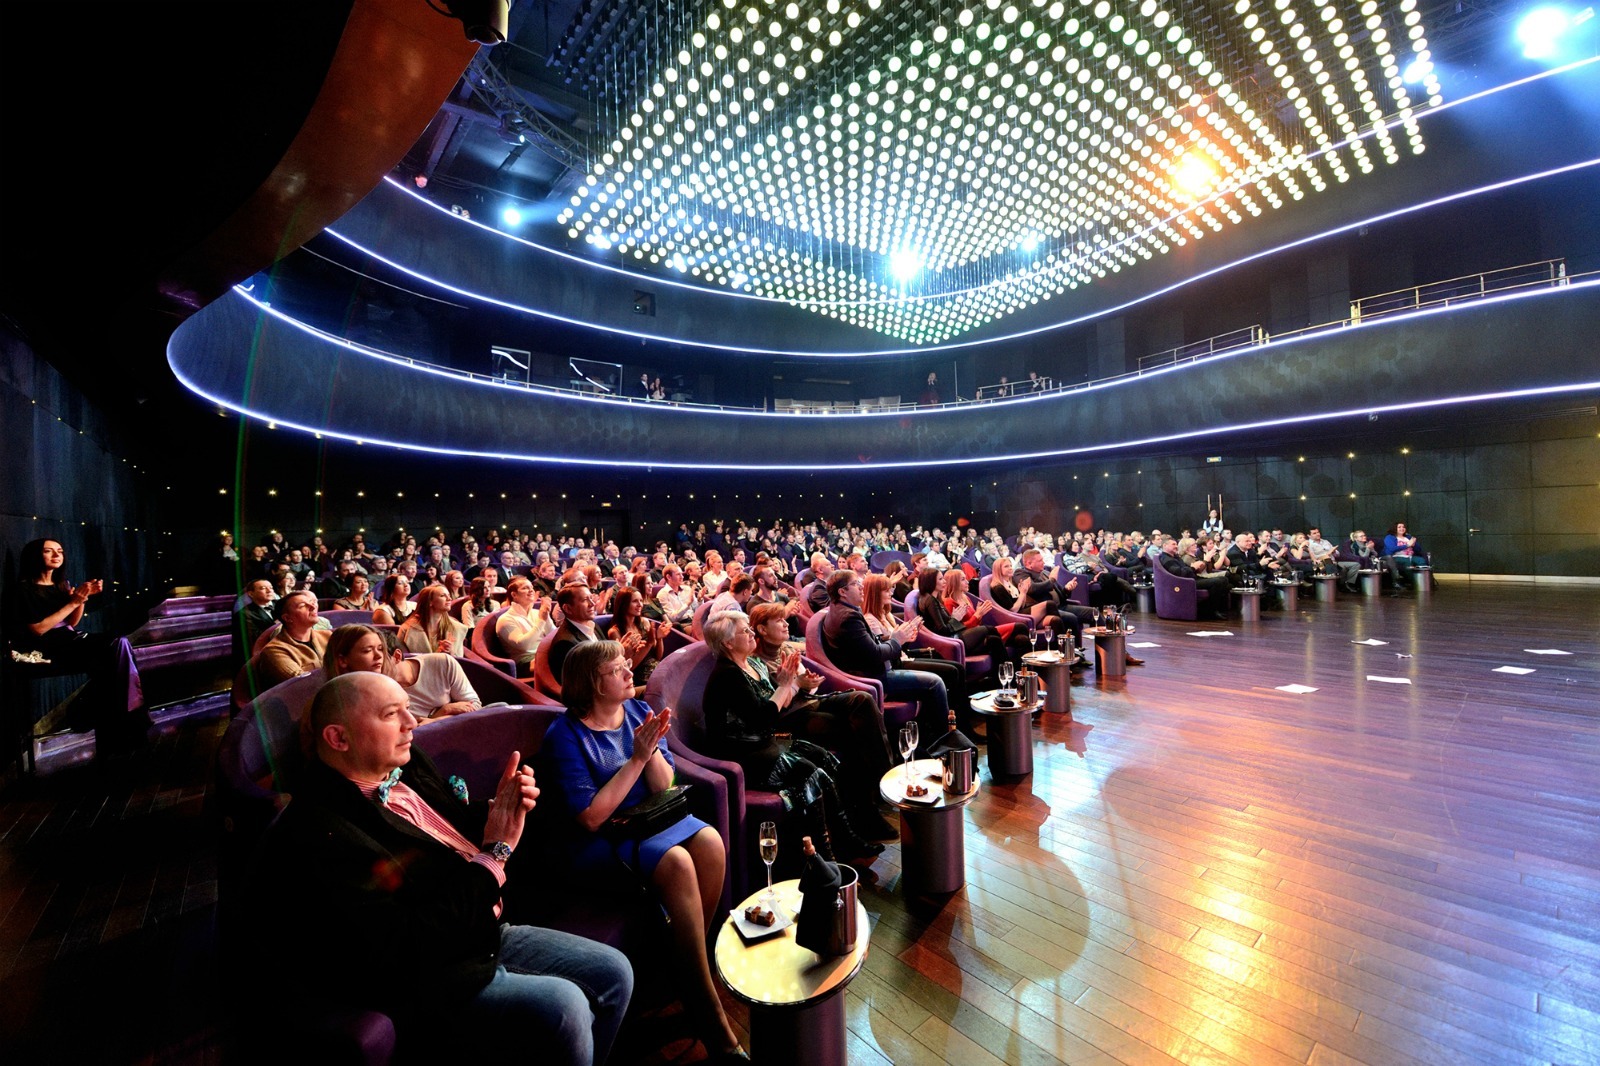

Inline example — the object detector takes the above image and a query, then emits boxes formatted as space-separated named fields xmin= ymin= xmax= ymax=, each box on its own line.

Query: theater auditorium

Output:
xmin=1 ymin=1 xmax=1597 ymax=1063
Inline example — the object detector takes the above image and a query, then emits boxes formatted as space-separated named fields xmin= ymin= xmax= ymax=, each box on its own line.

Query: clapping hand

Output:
xmin=69 ymin=578 xmax=104 ymax=605
xmin=483 ymin=751 xmax=539 ymax=852
xmin=619 ymin=629 xmax=646 ymax=654
xmin=974 ymin=599 xmax=994 ymax=619
xmin=776 ymin=646 xmax=803 ymax=688
xmin=892 ymin=615 xmax=921 ymax=643
xmin=630 ymin=708 xmax=673 ymax=764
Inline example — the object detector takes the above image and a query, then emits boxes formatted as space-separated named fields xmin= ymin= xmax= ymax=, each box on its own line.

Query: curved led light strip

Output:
xmin=326 ymin=155 xmax=1600 ymax=358
xmin=171 ymin=279 xmax=1600 ymax=468
xmin=380 ymin=56 xmax=1595 ymax=316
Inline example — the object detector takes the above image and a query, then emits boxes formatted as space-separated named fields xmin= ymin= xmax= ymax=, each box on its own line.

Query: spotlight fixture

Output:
xmin=1516 ymin=6 xmax=1592 ymax=58
xmin=501 ymin=205 xmax=523 ymax=227
xmin=443 ymin=0 xmax=509 ymax=46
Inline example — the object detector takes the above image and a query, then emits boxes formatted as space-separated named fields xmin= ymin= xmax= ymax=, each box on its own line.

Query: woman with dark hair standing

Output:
xmin=4 ymin=538 xmax=149 ymax=752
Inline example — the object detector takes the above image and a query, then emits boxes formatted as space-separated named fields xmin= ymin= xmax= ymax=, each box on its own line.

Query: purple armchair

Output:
xmin=975 ymin=576 xmax=1039 ymax=632
xmin=1153 ymin=569 xmax=1206 ymax=621
xmin=869 ymin=549 xmax=911 ymax=574
xmin=901 ymin=589 xmax=981 ymax=678
xmin=453 ymin=655 xmax=561 ymax=709
xmin=468 ymin=607 xmax=519 ymax=677
xmin=803 ymin=612 xmax=916 ymax=734
xmin=643 ymin=641 xmax=777 ymax=901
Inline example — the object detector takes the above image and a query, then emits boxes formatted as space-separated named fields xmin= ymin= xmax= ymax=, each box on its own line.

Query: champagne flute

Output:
xmin=1045 ymin=627 xmax=1057 ymax=655
xmin=900 ymin=724 xmax=918 ymax=786
xmin=999 ymin=660 xmax=1014 ymax=697
xmin=759 ymin=820 xmax=779 ymax=909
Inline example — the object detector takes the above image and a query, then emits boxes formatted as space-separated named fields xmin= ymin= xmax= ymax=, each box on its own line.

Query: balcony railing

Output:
xmin=252 ymin=258 xmax=1588 ymax=418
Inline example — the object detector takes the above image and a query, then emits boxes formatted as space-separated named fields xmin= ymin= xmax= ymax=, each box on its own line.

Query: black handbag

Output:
xmin=602 ymin=784 xmax=691 ymax=842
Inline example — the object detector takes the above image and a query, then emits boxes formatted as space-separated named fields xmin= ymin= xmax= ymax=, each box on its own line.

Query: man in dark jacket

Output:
xmin=819 ymin=570 xmax=948 ymax=753
xmin=247 ymin=672 xmax=632 ymax=1061
xmin=1158 ymin=536 xmax=1230 ymax=619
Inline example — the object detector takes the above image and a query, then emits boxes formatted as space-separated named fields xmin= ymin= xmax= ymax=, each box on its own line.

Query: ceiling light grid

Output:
xmin=556 ymin=0 xmax=1439 ymax=342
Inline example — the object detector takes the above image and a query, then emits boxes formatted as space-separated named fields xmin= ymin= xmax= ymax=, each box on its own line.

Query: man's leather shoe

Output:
xmin=1125 ymin=655 xmax=1146 ymax=666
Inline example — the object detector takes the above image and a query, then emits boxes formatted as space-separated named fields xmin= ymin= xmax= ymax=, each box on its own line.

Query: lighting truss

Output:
xmin=555 ymin=0 xmax=1442 ymax=342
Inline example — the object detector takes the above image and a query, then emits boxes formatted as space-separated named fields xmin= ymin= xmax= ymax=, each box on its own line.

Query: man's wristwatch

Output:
xmin=484 ymin=841 xmax=513 ymax=864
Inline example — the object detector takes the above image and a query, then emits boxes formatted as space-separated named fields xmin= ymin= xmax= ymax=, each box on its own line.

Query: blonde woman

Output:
xmin=398 ymin=585 xmax=469 ymax=657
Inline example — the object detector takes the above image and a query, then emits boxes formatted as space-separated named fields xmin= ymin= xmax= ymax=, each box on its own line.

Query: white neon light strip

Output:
xmin=375 ymin=56 xmax=1600 ymax=312
xmin=170 ymin=284 xmax=1600 ymax=470
xmin=326 ymin=156 xmax=1600 ymax=357
xmin=217 ymin=276 xmax=1600 ymax=419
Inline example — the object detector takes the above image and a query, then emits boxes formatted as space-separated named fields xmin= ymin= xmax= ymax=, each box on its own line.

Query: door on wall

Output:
xmin=577 ymin=509 xmax=631 ymax=551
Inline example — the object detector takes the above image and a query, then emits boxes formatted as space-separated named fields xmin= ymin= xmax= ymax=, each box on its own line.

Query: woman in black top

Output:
xmin=913 ymin=568 xmax=1024 ymax=679
xmin=4 ymin=538 xmax=149 ymax=751
xmin=700 ymin=610 xmax=889 ymax=862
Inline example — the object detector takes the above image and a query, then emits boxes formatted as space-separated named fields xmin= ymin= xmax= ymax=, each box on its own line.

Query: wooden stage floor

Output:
xmin=2 ymin=581 xmax=1597 ymax=1064
xmin=823 ymin=581 xmax=1600 ymax=1066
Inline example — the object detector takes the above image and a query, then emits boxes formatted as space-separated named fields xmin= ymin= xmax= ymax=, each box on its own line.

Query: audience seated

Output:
xmin=332 ymin=572 xmax=375 ymax=611
xmin=370 ymin=575 xmax=415 ymax=627
xmin=1158 ymin=535 xmax=1230 ymax=619
xmin=398 ymin=585 xmax=469 ymax=657
xmin=607 ymin=587 xmax=669 ymax=691
xmin=496 ymin=575 xmax=556 ymax=677
xmin=547 ymin=584 xmax=601 ymax=685
xmin=819 ymin=569 xmax=949 ymax=756
xmin=325 ymin=624 xmax=480 ymax=723
xmin=244 ymin=671 xmax=633 ymax=1060
xmin=543 ymin=641 xmax=746 ymax=1063
xmin=235 ymin=578 xmax=277 ymax=660
xmin=701 ymin=610 xmax=891 ymax=859
xmin=245 ymin=590 xmax=330 ymax=691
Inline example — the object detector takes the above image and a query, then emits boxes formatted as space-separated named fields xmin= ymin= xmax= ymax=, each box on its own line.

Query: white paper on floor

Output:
xmin=1524 ymin=649 xmax=1573 ymax=656
xmin=1188 ymin=631 xmax=1234 ymax=637
xmin=1351 ymin=638 xmax=1389 ymax=646
xmin=1366 ymin=675 xmax=1412 ymax=684
xmin=1275 ymin=684 xmax=1319 ymax=694
xmin=1128 ymin=642 xmax=1161 ymax=648
xmin=1493 ymin=666 xmax=1536 ymax=675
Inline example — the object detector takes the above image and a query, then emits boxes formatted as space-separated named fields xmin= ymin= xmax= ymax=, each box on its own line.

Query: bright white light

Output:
xmin=501 ymin=206 xmax=523 ymax=227
xmin=1402 ymin=57 xmax=1432 ymax=83
xmin=1020 ymin=232 xmax=1041 ymax=252
xmin=1516 ymin=6 xmax=1575 ymax=58
xmin=889 ymin=247 xmax=924 ymax=282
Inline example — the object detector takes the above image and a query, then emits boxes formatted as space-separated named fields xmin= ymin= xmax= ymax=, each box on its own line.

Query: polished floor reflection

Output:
xmin=2 ymin=582 xmax=1596 ymax=1064
xmin=803 ymin=582 xmax=1600 ymax=1065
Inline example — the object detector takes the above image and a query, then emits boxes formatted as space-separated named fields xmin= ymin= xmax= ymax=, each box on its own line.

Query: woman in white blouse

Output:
xmin=323 ymin=624 xmax=479 ymax=722
xmin=494 ymin=575 xmax=555 ymax=676
xmin=397 ymin=585 xmax=469 ymax=657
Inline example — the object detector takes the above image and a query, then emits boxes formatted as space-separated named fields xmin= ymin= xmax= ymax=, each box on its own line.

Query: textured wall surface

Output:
xmin=170 ymin=281 xmax=1600 ymax=470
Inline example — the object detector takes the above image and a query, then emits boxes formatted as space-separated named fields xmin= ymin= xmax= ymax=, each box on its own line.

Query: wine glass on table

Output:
xmin=899 ymin=724 xmax=919 ymax=787
xmin=1045 ymin=626 xmax=1057 ymax=655
xmin=998 ymin=660 xmax=1014 ymax=697
xmin=758 ymin=820 xmax=779 ymax=910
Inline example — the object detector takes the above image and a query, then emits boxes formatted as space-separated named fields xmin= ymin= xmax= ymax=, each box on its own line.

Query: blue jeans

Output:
xmin=463 ymin=924 xmax=634 ymax=1066
xmin=883 ymin=668 xmax=948 ymax=754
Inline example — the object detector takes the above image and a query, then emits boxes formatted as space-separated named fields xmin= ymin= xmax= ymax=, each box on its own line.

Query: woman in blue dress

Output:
xmin=544 ymin=639 xmax=747 ymax=1064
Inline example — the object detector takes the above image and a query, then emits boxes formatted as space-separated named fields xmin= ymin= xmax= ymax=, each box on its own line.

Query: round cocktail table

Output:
xmin=1272 ymin=579 xmax=1299 ymax=611
xmin=1086 ymin=630 xmax=1126 ymax=677
xmin=1358 ymin=568 xmax=1383 ymax=596
xmin=878 ymin=759 xmax=978 ymax=895
xmin=1020 ymin=651 xmax=1072 ymax=713
xmin=714 ymin=879 xmax=870 ymax=1066
xmin=1312 ymin=574 xmax=1338 ymax=602
xmin=1230 ymin=587 xmax=1265 ymax=621
xmin=971 ymin=691 xmax=1038 ymax=777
